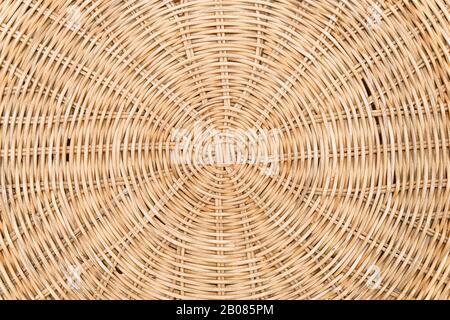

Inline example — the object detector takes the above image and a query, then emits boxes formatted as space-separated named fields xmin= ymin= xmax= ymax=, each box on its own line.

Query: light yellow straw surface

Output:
xmin=0 ymin=0 xmax=449 ymax=299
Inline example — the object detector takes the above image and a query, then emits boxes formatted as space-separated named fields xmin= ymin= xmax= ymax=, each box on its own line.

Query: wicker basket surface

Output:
xmin=0 ymin=0 xmax=449 ymax=299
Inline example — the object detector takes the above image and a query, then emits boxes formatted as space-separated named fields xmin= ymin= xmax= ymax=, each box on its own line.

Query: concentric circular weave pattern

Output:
xmin=0 ymin=0 xmax=449 ymax=299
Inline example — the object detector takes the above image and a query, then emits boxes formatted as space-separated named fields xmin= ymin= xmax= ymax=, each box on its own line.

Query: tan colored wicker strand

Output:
xmin=0 ymin=0 xmax=449 ymax=300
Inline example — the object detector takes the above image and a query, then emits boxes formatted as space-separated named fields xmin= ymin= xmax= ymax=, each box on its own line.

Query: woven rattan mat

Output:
xmin=0 ymin=0 xmax=449 ymax=299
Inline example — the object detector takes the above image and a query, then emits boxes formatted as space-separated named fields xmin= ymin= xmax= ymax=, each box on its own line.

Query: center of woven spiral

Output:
xmin=170 ymin=121 xmax=281 ymax=175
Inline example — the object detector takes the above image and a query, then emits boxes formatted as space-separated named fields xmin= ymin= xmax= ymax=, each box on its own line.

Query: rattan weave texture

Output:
xmin=0 ymin=0 xmax=449 ymax=299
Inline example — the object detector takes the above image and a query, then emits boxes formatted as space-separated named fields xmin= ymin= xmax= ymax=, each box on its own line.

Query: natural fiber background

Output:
xmin=0 ymin=0 xmax=449 ymax=299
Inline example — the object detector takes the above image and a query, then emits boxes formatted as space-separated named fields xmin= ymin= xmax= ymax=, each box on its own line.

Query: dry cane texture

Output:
xmin=0 ymin=0 xmax=449 ymax=299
